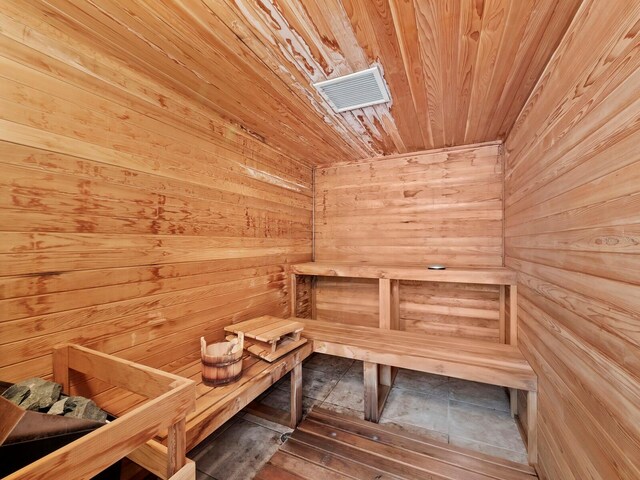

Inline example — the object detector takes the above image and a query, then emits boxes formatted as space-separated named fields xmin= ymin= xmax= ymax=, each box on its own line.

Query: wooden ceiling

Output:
xmin=37 ymin=0 xmax=581 ymax=165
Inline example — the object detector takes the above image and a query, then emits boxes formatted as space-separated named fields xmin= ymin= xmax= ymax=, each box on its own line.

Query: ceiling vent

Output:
xmin=313 ymin=66 xmax=391 ymax=112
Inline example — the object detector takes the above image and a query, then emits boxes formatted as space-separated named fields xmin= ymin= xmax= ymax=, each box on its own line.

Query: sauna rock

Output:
xmin=48 ymin=396 xmax=107 ymax=422
xmin=2 ymin=378 xmax=62 ymax=411
xmin=1 ymin=378 xmax=107 ymax=422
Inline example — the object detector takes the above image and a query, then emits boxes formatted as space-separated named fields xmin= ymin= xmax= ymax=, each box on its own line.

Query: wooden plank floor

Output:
xmin=255 ymin=407 xmax=538 ymax=480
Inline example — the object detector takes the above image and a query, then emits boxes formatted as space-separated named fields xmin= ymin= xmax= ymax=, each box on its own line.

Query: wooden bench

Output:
xmin=257 ymin=407 xmax=538 ymax=480
xmin=290 ymin=262 xmax=520 ymax=345
xmin=296 ymin=318 xmax=538 ymax=465
xmin=96 ymin=340 xmax=312 ymax=478
xmin=290 ymin=262 xmax=524 ymax=417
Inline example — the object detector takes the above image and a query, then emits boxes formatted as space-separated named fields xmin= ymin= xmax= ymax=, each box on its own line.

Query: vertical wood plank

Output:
xmin=510 ymin=388 xmax=518 ymax=418
xmin=52 ymin=344 xmax=70 ymax=394
xmin=507 ymin=285 xmax=519 ymax=417
xmin=378 ymin=278 xmax=397 ymax=393
xmin=290 ymin=363 xmax=303 ymax=428
xmin=379 ymin=278 xmax=392 ymax=329
xmin=390 ymin=279 xmax=400 ymax=330
xmin=166 ymin=418 xmax=187 ymax=478
xmin=378 ymin=363 xmax=391 ymax=389
xmin=527 ymin=390 xmax=538 ymax=466
xmin=310 ymin=276 xmax=318 ymax=320
xmin=499 ymin=285 xmax=506 ymax=343
xmin=509 ymin=285 xmax=518 ymax=345
xmin=363 ymin=361 xmax=379 ymax=423
xmin=290 ymin=272 xmax=298 ymax=318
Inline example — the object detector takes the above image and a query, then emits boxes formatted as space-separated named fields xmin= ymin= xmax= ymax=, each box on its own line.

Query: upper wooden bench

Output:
xmin=291 ymin=262 xmax=518 ymax=285
xmin=290 ymin=262 xmax=520 ymax=346
xmin=296 ymin=318 xmax=538 ymax=465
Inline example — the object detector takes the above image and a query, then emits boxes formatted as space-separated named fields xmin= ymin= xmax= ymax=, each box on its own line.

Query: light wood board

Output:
xmin=256 ymin=407 xmax=538 ymax=480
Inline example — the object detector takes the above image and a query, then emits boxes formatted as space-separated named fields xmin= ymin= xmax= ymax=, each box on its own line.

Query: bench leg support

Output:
xmin=310 ymin=276 xmax=317 ymax=319
xmin=499 ymin=286 xmax=506 ymax=343
xmin=378 ymin=278 xmax=400 ymax=396
xmin=363 ymin=361 xmax=380 ymax=423
xmin=290 ymin=363 xmax=303 ymax=428
xmin=167 ymin=418 xmax=186 ymax=478
xmin=527 ymin=390 xmax=538 ymax=465
xmin=510 ymin=388 xmax=518 ymax=418
xmin=509 ymin=285 xmax=518 ymax=345
xmin=290 ymin=272 xmax=297 ymax=317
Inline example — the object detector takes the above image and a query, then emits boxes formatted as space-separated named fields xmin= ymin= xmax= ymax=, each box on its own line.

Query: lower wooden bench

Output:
xmin=165 ymin=343 xmax=312 ymax=451
xmin=256 ymin=407 xmax=538 ymax=480
xmin=297 ymin=318 xmax=538 ymax=465
xmin=101 ymin=341 xmax=312 ymax=478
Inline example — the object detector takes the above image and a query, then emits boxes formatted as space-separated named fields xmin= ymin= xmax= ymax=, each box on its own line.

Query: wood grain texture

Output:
xmin=8 ymin=344 xmax=196 ymax=480
xmin=504 ymin=1 xmax=640 ymax=478
xmin=314 ymin=143 xmax=504 ymax=340
xmin=256 ymin=407 xmax=538 ymax=480
xmin=0 ymin=3 xmax=312 ymax=384
xmin=301 ymin=319 xmax=537 ymax=392
xmin=0 ymin=1 xmax=580 ymax=165
xmin=293 ymin=262 xmax=517 ymax=284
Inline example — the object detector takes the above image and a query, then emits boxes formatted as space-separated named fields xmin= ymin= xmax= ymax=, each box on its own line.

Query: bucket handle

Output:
xmin=201 ymin=332 xmax=245 ymax=356
xmin=200 ymin=336 xmax=207 ymax=357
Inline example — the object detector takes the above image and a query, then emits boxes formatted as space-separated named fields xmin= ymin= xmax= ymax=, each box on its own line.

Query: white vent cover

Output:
xmin=313 ymin=66 xmax=391 ymax=112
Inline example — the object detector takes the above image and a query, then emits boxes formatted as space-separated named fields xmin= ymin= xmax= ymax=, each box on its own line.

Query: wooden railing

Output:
xmin=6 ymin=344 xmax=196 ymax=480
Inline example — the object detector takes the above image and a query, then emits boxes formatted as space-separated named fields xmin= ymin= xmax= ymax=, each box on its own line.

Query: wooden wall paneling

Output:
xmin=0 ymin=145 xmax=310 ymax=239
xmin=36 ymin=0 xmax=353 ymax=164
xmin=314 ymin=277 xmax=380 ymax=328
xmin=0 ymin=272 xmax=289 ymax=381
xmin=504 ymin=0 xmax=640 ymax=477
xmin=314 ymin=143 xmax=504 ymax=341
xmin=400 ymin=281 xmax=501 ymax=341
xmin=0 ymin=71 xmax=310 ymax=207
xmin=0 ymin=4 xmax=312 ymax=173
xmin=0 ymin=3 xmax=312 ymax=386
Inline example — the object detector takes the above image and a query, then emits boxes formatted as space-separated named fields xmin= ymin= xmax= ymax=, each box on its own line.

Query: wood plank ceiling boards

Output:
xmin=2 ymin=0 xmax=581 ymax=167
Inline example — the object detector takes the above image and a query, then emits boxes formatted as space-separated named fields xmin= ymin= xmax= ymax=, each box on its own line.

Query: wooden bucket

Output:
xmin=200 ymin=333 xmax=244 ymax=387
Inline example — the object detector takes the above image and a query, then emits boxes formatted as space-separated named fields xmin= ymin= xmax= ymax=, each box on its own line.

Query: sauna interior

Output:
xmin=0 ymin=1 xmax=638 ymax=479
